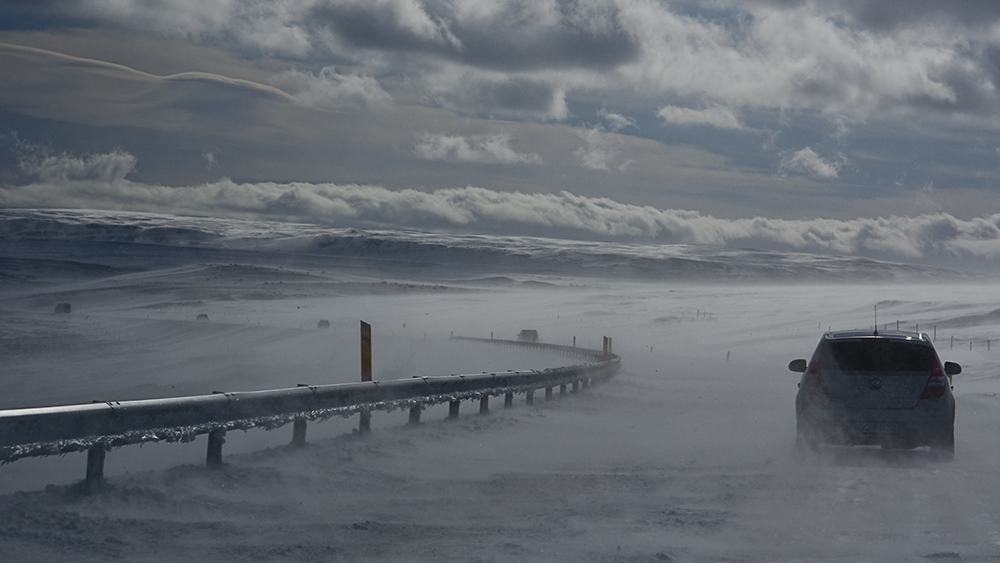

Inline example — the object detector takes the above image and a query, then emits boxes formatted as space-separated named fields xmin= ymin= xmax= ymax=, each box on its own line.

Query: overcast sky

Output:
xmin=4 ymin=1 xmax=1000 ymax=267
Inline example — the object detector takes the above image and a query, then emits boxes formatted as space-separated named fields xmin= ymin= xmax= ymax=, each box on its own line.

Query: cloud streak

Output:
xmin=657 ymin=106 xmax=743 ymax=130
xmin=5 ymin=150 xmax=1000 ymax=269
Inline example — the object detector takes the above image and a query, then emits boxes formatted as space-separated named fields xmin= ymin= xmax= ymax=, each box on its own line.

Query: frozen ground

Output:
xmin=3 ymin=210 xmax=1000 ymax=562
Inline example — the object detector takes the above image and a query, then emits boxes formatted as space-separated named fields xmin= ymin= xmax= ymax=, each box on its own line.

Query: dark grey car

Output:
xmin=789 ymin=330 xmax=961 ymax=456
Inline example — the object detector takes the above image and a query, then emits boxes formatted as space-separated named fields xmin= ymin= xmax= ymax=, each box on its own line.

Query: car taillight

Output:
xmin=804 ymin=359 xmax=828 ymax=396
xmin=920 ymin=364 xmax=949 ymax=400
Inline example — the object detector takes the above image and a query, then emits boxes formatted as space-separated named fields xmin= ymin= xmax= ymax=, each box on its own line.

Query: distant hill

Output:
xmin=0 ymin=208 xmax=983 ymax=283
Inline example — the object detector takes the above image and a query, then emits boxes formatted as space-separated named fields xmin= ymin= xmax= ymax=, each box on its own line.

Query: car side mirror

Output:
xmin=944 ymin=361 xmax=962 ymax=376
xmin=788 ymin=359 xmax=807 ymax=373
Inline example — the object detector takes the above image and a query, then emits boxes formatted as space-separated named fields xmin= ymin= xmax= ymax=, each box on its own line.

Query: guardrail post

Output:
xmin=292 ymin=419 xmax=307 ymax=447
xmin=572 ymin=381 xmax=579 ymax=393
xmin=409 ymin=405 xmax=422 ymax=425
xmin=526 ymin=391 xmax=534 ymax=405
xmin=449 ymin=400 xmax=460 ymax=419
xmin=84 ymin=446 xmax=106 ymax=493
xmin=207 ymin=429 xmax=226 ymax=467
xmin=504 ymin=392 xmax=513 ymax=408
xmin=480 ymin=396 xmax=489 ymax=414
xmin=545 ymin=387 xmax=553 ymax=401
xmin=559 ymin=383 xmax=567 ymax=396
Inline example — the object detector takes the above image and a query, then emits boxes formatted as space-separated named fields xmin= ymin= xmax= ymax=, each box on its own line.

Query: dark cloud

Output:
xmin=477 ymin=79 xmax=557 ymax=114
xmin=310 ymin=3 xmax=449 ymax=53
xmin=310 ymin=0 xmax=640 ymax=71
xmin=746 ymin=0 xmax=1000 ymax=29
xmin=840 ymin=0 xmax=1000 ymax=30
xmin=445 ymin=1 xmax=640 ymax=71
xmin=895 ymin=43 xmax=1000 ymax=116
xmin=919 ymin=64 xmax=998 ymax=115
xmin=980 ymin=44 xmax=1000 ymax=92
xmin=428 ymin=77 xmax=564 ymax=119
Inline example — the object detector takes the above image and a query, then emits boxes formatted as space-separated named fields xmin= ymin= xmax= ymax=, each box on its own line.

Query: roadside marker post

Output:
xmin=359 ymin=321 xmax=373 ymax=434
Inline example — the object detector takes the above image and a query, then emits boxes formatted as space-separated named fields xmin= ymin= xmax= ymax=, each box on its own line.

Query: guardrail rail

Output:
xmin=0 ymin=335 xmax=619 ymax=491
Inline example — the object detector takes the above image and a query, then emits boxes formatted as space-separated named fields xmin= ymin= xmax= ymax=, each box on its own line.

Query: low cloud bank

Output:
xmin=5 ymin=150 xmax=1000 ymax=269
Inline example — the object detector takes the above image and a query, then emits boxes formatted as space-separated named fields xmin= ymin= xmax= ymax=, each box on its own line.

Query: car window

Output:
xmin=824 ymin=340 xmax=938 ymax=372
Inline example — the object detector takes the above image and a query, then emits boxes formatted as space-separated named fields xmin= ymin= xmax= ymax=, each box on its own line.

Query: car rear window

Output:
xmin=824 ymin=339 xmax=938 ymax=372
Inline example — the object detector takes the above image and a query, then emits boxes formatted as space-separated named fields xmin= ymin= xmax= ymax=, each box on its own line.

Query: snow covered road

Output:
xmin=3 ymin=220 xmax=1000 ymax=561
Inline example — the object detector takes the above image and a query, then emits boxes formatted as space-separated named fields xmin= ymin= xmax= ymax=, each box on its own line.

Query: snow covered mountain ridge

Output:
xmin=0 ymin=208 xmax=984 ymax=282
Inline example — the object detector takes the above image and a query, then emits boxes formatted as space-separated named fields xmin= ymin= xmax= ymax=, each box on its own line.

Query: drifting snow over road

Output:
xmin=2 ymin=210 xmax=1000 ymax=562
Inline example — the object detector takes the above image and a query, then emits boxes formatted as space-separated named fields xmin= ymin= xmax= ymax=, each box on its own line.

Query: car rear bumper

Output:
xmin=796 ymin=395 xmax=955 ymax=448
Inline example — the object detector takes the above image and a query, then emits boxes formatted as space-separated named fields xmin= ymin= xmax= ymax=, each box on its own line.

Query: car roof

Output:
xmin=822 ymin=330 xmax=931 ymax=344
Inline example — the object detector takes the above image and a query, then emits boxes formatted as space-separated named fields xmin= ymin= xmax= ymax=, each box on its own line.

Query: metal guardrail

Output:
xmin=0 ymin=335 xmax=618 ymax=490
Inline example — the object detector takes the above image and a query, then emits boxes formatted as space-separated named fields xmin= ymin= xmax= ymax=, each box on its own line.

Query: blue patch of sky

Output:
xmin=564 ymin=98 xmax=786 ymax=174
xmin=0 ymin=6 xmax=95 ymax=32
xmin=668 ymin=1 xmax=754 ymax=30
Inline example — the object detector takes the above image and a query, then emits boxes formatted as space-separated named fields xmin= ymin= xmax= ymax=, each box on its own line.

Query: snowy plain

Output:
xmin=2 ymin=209 xmax=1000 ymax=562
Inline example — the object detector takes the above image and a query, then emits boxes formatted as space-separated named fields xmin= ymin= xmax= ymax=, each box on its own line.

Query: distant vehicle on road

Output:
xmin=517 ymin=329 xmax=539 ymax=342
xmin=789 ymin=330 xmax=961 ymax=457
